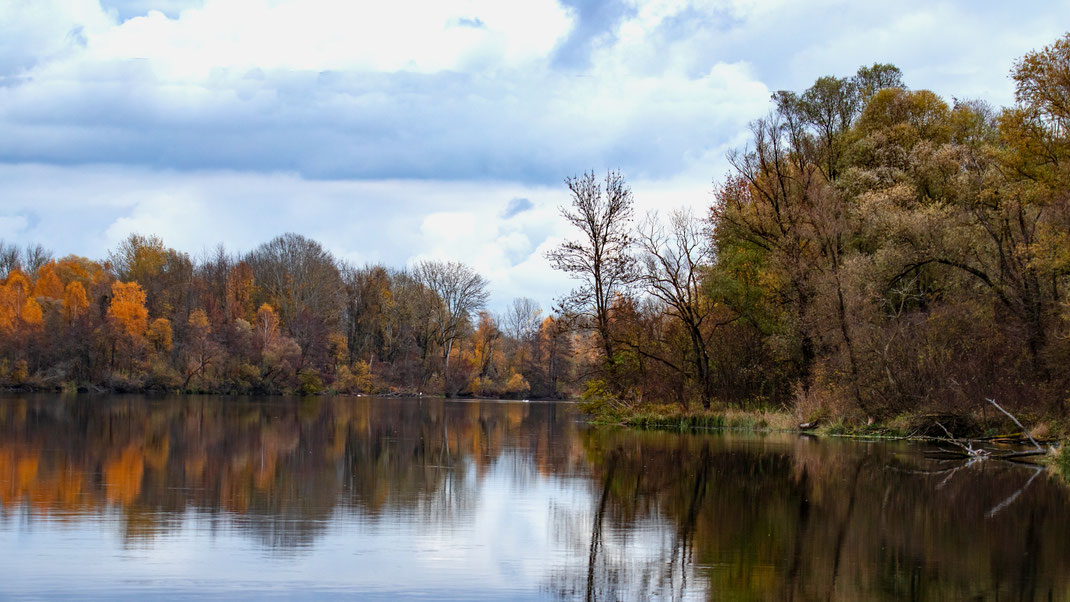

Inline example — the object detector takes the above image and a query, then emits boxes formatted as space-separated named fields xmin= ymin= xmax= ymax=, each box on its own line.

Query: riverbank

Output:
xmin=585 ymin=403 xmax=1068 ymax=444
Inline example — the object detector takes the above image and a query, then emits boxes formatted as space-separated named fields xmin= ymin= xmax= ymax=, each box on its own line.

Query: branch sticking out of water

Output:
xmin=986 ymin=398 xmax=1044 ymax=452
xmin=934 ymin=422 xmax=989 ymax=458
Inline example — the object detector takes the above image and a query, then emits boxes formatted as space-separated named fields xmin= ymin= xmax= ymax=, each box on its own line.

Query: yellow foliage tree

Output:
xmin=53 ymin=256 xmax=102 ymax=286
xmin=20 ymin=298 xmax=43 ymax=329
xmin=504 ymin=373 xmax=530 ymax=395
xmin=256 ymin=303 xmax=280 ymax=348
xmin=109 ymin=234 xmax=167 ymax=283
xmin=327 ymin=331 xmax=349 ymax=367
xmin=188 ymin=309 xmax=211 ymax=337
xmin=146 ymin=318 xmax=174 ymax=352
xmin=226 ymin=261 xmax=255 ymax=321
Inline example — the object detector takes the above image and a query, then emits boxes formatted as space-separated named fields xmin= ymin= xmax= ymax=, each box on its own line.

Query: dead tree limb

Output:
xmin=986 ymin=398 xmax=1044 ymax=452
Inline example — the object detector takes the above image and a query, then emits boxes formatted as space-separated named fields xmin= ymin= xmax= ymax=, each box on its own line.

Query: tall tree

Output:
xmin=247 ymin=233 xmax=345 ymax=365
xmin=547 ymin=170 xmax=636 ymax=363
xmin=636 ymin=208 xmax=718 ymax=409
xmin=502 ymin=297 xmax=542 ymax=342
xmin=414 ymin=260 xmax=489 ymax=383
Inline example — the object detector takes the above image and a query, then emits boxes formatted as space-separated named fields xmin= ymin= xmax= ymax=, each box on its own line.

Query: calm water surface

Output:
xmin=0 ymin=394 xmax=1068 ymax=600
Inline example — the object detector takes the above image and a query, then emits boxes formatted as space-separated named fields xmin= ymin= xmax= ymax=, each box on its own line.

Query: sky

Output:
xmin=1 ymin=0 xmax=1067 ymax=312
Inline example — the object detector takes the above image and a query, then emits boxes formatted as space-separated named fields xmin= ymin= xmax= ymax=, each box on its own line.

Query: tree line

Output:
xmin=0 ymin=233 xmax=581 ymax=397
xmin=556 ymin=34 xmax=1070 ymax=422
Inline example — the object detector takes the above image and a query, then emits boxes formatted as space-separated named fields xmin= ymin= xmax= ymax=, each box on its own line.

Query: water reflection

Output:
xmin=1 ymin=394 xmax=1068 ymax=600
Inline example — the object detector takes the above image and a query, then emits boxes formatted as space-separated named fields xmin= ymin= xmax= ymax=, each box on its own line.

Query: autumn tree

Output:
xmin=414 ymin=260 xmax=489 ymax=391
xmin=61 ymin=281 xmax=90 ymax=325
xmin=32 ymin=262 xmax=64 ymax=299
xmin=255 ymin=303 xmax=280 ymax=351
xmin=467 ymin=311 xmax=501 ymax=393
xmin=534 ymin=315 xmax=571 ymax=398
xmin=146 ymin=318 xmax=174 ymax=353
xmin=108 ymin=282 xmax=149 ymax=340
xmin=341 ymin=264 xmax=394 ymax=364
xmin=109 ymin=234 xmax=192 ymax=319
xmin=0 ymin=270 xmax=44 ymax=334
xmin=183 ymin=309 xmax=218 ymax=388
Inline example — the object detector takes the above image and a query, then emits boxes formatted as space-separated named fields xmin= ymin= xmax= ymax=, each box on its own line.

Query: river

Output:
xmin=0 ymin=394 xmax=1066 ymax=600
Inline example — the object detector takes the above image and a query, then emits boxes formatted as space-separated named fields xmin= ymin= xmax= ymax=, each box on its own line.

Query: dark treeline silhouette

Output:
xmin=0 ymin=233 xmax=585 ymax=397
xmin=559 ymin=34 xmax=1070 ymax=425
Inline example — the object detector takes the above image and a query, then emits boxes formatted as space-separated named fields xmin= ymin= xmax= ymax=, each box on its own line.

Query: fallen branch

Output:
xmin=934 ymin=422 xmax=989 ymax=457
xmin=986 ymin=398 xmax=1044 ymax=452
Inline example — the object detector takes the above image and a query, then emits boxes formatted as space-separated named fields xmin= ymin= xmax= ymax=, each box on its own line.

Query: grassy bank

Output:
xmin=586 ymin=404 xmax=1070 ymax=485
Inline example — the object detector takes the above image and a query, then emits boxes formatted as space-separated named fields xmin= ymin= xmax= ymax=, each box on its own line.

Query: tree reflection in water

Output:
xmin=573 ymin=430 xmax=1070 ymax=600
xmin=0 ymin=394 xmax=1068 ymax=600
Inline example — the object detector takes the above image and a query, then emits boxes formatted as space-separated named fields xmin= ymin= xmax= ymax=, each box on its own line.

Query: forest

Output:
xmin=1 ymin=34 xmax=1069 ymax=425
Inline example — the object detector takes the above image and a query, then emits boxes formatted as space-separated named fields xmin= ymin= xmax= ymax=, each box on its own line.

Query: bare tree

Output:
xmin=414 ymin=260 xmax=489 ymax=377
xmin=502 ymin=297 xmax=542 ymax=342
xmin=547 ymin=170 xmax=636 ymax=362
xmin=636 ymin=208 xmax=718 ymax=408
xmin=246 ymin=233 xmax=345 ymax=365
xmin=247 ymin=233 xmax=344 ymax=324
xmin=22 ymin=243 xmax=52 ymax=274
xmin=0 ymin=241 xmax=52 ymax=278
xmin=0 ymin=240 xmax=21 ymax=279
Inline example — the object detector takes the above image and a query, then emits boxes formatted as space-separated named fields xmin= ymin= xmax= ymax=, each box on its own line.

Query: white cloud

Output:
xmin=0 ymin=214 xmax=30 ymax=239
xmin=2 ymin=0 xmax=1069 ymax=307
xmin=19 ymin=0 xmax=573 ymax=78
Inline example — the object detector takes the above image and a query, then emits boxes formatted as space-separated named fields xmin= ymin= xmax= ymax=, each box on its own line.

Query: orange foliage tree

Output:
xmin=62 ymin=281 xmax=90 ymax=325
xmin=108 ymin=281 xmax=148 ymax=339
xmin=32 ymin=262 xmax=64 ymax=299
xmin=0 ymin=270 xmax=44 ymax=333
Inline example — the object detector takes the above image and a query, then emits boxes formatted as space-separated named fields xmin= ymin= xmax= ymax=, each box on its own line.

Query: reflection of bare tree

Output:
xmin=585 ymin=449 xmax=616 ymax=602
xmin=659 ymin=441 xmax=710 ymax=599
xmin=571 ymin=429 xmax=1070 ymax=601
xmin=828 ymin=456 xmax=869 ymax=599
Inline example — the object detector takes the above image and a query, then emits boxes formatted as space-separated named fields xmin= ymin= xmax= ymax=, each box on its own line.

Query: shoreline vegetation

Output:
xmin=1 ymin=34 xmax=1070 ymax=456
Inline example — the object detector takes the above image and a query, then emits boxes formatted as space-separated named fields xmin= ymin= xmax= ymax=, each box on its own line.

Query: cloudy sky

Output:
xmin=1 ymin=0 xmax=1067 ymax=310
